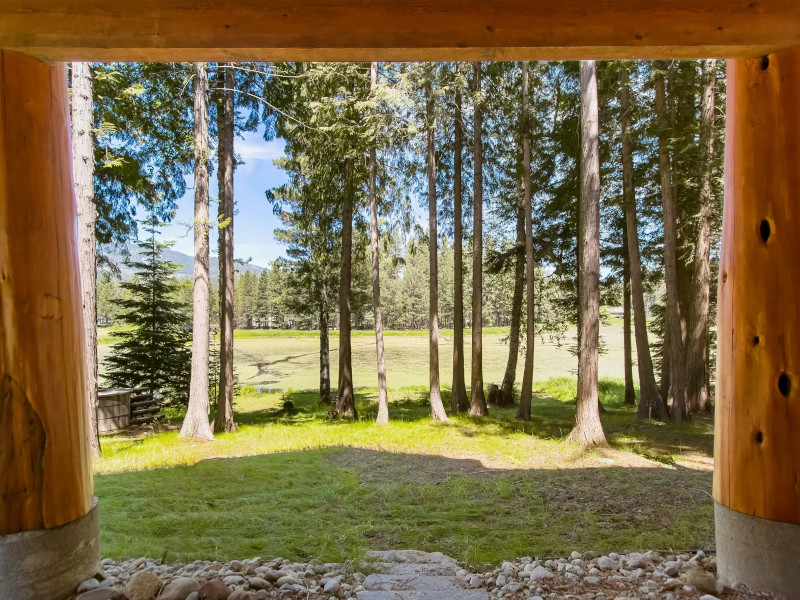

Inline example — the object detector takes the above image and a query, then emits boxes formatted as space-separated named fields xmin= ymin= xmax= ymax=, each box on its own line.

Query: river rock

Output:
xmin=528 ymin=566 xmax=554 ymax=581
xmin=198 ymin=580 xmax=233 ymax=600
xmin=249 ymin=577 xmax=268 ymax=591
xmin=261 ymin=570 xmax=284 ymax=583
xmin=78 ymin=578 xmax=101 ymax=593
xmin=686 ymin=568 xmax=721 ymax=594
xmin=77 ymin=588 xmax=124 ymax=600
xmin=228 ymin=591 xmax=255 ymax=600
xmin=159 ymin=577 xmax=201 ymax=600
xmin=124 ymin=570 xmax=162 ymax=600
xmin=597 ymin=556 xmax=618 ymax=571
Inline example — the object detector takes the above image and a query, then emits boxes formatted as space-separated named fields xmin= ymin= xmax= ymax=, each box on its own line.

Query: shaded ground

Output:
xmin=96 ymin=448 xmax=713 ymax=565
xmin=96 ymin=380 xmax=715 ymax=565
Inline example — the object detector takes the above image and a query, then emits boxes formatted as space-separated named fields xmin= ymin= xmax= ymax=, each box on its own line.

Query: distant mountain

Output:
xmin=101 ymin=244 xmax=265 ymax=280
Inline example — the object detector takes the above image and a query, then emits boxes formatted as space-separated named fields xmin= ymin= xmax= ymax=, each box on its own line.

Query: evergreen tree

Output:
xmin=255 ymin=268 xmax=271 ymax=327
xmin=104 ymin=216 xmax=192 ymax=405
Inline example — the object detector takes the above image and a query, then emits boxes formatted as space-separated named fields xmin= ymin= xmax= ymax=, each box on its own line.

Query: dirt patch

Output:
xmin=327 ymin=446 xmax=503 ymax=485
xmin=326 ymin=446 xmax=713 ymax=537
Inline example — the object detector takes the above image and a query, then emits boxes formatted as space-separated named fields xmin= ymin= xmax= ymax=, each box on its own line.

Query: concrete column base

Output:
xmin=715 ymin=500 xmax=800 ymax=599
xmin=0 ymin=496 xmax=100 ymax=599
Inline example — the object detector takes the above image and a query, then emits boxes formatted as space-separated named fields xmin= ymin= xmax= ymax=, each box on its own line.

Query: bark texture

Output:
xmin=568 ymin=60 xmax=607 ymax=447
xmin=451 ymin=62 xmax=469 ymax=413
xmin=336 ymin=157 xmax=356 ymax=417
xmin=71 ymin=61 xmax=101 ymax=457
xmin=425 ymin=75 xmax=449 ymax=421
xmin=500 ymin=187 xmax=525 ymax=406
xmin=214 ymin=63 xmax=235 ymax=434
xmin=469 ymin=62 xmax=488 ymax=416
xmin=619 ymin=65 xmax=667 ymax=420
xmin=517 ymin=61 xmax=535 ymax=421
xmin=686 ymin=58 xmax=717 ymax=413
xmin=369 ymin=62 xmax=389 ymax=425
xmin=621 ymin=217 xmax=636 ymax=405
xmin=654 ymin=63 xmax=689 ymax=422
xmin=319 ymin=281 xmax=331 ymax=403
xmin=180 ymin=62 xmax=214 ymax=441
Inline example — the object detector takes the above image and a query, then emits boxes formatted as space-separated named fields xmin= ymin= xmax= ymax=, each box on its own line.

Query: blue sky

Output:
xmin=161 ymin=129 xmax=289 ymax=268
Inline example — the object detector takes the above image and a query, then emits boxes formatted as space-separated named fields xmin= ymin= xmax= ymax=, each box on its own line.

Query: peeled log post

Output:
xmin=0 ymin=51 xmax=99 ymax=599
xmin=714 ymin=47 xmax=800 ymax=598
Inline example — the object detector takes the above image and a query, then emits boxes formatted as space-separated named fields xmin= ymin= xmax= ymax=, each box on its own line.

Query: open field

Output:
xmin=98 ymin=326 xmax=632 ymax=392
xmin=95 ymin=323 xmax=714 ymax=565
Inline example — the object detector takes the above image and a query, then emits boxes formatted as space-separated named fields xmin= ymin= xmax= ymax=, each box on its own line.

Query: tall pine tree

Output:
xmin=104 ymin=215 xmax=192 ymax=404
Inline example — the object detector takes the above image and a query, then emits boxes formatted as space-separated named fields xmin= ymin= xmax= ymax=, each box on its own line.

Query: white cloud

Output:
xmin=237 ymin=136 xmax=284 ymax=164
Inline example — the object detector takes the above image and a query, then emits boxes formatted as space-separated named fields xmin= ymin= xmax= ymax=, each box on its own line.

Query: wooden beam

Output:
xmin=713 ymin=46 xmax=800 ymax=599
xmin=0 ymin=0 xmax=798 ymax=62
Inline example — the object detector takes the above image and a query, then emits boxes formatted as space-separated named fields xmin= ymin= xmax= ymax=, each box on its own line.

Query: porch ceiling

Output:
xmin=0 ymin=0 xmax=798 ymax=63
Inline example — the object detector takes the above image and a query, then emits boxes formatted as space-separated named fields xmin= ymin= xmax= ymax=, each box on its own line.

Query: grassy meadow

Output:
xmin=94 ymin=326 xmax=715 ymax=566
xmin=98 ymin=326 xmax=630 ymax=392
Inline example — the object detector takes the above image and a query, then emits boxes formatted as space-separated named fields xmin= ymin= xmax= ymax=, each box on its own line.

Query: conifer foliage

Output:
xmin=104 ymin=216 xmax=192 ymax=405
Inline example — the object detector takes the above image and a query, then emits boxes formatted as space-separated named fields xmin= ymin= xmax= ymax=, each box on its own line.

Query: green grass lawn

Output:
xmin=95 ymin=365 xmax=715 ymax=565
xmin=98 ymin=326 xmax=630 ymax=393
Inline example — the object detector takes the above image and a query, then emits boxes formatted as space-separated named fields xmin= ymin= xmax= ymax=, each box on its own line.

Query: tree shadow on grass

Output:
xmin=230 ymin=380 xmax=713 ymax=465
xmin=95 ymin=446 xmax=714 ymax=566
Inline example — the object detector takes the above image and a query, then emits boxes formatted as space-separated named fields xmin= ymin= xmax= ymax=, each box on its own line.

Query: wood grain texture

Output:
xmin=0 ymin=50 xmax=93 ymax=535
xmin=713 ymin=47 xmax=800 ymax=524
xmin=0 ymin=0 xmax=798 ymax=62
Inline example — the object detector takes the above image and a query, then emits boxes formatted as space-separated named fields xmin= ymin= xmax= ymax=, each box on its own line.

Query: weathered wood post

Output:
xmin=714 ymin=47 xmax=800 ymax=598
xmin=0 ymin=51 xmax=100 ymax=598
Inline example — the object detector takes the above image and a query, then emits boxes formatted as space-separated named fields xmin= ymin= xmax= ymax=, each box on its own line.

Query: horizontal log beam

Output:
xmin=0 ymin=0 xmax=798 ymax=62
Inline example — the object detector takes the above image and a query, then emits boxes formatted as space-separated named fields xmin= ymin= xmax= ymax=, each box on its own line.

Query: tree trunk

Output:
xmin=619 ymin=65 xmax=667 ymax=420
xmin=0 ymin=53 xmax=100 ymax=599
xmin=71 ymin=61 xmax=101 ymax=457
xmin=319 ymin=280 xmax=332 ymax=403
xmin=336 ymin=157 xmax=356 ymax=417
xmin=568 ymin=60 xmax=607 ymax=447
xmin=654 ymin=62 xmax=689 ymax=422
xmin=686 ymin=58 xmax=716 ymax=414
xmin=517 ymin=60 xmax=535 ymax=421
xmin=451 ymin=62 xmax=469 ymax=413
xmin=469 ymin=61 xmax=488 ymax=416
xmin=660 ymin=323 xmax=671 ymax=404
xmin=621 ymin=217 xmax=636 ymax=405
xmin=369 ymin=62 xmax=390 ymax=425
xmin=425 ymin=74 xmax=449 ymax=421
xmin=180 ymin=62 xmax=214 ymax=441
xmin=214 ymin=63 xmax=235 ymax=434
xmin=500 ymin=185 xmax=525 ymax=406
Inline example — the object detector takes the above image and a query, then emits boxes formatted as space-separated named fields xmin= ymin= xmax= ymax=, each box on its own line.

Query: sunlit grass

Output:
xmin=95 ymin=376 xmax=715 ymax=564
xmin=99 ymin=326 xmax=513 ymax=343
xmin=95 ymin=326 xmax=714 ymax=564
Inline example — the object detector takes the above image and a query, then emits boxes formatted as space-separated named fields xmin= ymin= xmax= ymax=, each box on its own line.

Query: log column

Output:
xmin=714 ymin=47 xmax=800 ymax=598
xmin=0 ymin=51 xmax=99 ymax=598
